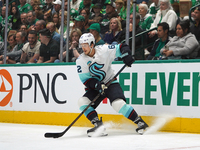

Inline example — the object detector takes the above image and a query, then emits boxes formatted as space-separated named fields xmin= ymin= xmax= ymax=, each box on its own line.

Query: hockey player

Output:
xmin=76 ymin=33 xmax=148 ymax=137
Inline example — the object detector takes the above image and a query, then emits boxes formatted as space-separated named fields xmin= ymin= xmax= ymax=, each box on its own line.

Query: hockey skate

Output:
xmin=87 ymin=117 xmax=108 ymax=137
xmin=134 ymin=116 xmax=149 ymax=135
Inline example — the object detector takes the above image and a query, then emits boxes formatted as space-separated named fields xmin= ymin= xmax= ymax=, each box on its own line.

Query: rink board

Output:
xmin=0 ymin=60 xmax=200 ymax=133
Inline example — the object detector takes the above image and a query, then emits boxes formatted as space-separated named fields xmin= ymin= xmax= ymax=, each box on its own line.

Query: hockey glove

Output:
xmin=121 ymin=53 xmax=135 ymax=67
xmin=95 ymin=81 xmax=107 ymax=95
xmin=120 ymin=43 xmax=135 ymax=67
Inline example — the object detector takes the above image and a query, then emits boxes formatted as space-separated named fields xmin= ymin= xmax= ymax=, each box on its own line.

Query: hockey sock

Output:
xmin=80 ymin=105 xmax=98 ymax=121
xmin=119 ymin=104 xmax=138 ymax=122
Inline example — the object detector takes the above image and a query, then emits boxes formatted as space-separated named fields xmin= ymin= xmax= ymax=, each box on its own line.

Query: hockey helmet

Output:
xmin=79 ymin=33 xmax=95 ymax=47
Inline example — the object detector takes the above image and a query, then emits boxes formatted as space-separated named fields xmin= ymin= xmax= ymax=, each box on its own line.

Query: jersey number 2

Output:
xmin=77 ymin=65 xmax=82 ymax=73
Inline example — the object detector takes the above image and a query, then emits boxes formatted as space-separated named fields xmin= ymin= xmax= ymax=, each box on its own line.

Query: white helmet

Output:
xmin=79 ymin=33 xmax=95 ymax=46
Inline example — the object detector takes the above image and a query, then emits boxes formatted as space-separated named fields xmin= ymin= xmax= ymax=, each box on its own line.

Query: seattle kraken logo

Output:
xmin=89 ymin=63 xmax=106 ymax=81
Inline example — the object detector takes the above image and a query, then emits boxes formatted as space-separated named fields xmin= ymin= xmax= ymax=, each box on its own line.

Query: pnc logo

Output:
xmin=0 ymin=69 xmax=13 ymax=107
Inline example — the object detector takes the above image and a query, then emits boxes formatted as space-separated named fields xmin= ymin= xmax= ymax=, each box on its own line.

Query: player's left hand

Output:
xmin=122 ymin=54 xmax=135 ymax=67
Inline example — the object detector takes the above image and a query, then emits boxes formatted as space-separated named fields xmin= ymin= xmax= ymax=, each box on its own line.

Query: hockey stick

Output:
xmin=44 ymin=64 xmax=127 ymax=138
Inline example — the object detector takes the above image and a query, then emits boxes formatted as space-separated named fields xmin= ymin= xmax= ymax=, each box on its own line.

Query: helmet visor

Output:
xmin=79 ymin=43 xmax=90 ymax=48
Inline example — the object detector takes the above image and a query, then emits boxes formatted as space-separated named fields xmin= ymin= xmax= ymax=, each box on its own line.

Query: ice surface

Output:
xmin=0 ymin=122 xmax=200 ymax=150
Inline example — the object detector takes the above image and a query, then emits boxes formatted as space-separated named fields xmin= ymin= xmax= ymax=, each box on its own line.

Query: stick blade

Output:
xmin=44 ymin=132 xmax=63 ymax=138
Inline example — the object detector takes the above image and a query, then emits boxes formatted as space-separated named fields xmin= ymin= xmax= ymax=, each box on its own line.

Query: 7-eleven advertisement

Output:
xmin=0 ymin=63 xmax=200 ymax=118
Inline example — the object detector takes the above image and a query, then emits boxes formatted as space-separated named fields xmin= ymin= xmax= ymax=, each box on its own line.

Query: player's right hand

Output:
xmin=122 ymin=54 xmax=135 ymax=67
xmin=95 ymin=81 xmax=107 ymax=95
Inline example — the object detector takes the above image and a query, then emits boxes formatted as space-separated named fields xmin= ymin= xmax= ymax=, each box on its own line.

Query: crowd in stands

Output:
xmin=0 ymin=0 xmax=200 ymax=64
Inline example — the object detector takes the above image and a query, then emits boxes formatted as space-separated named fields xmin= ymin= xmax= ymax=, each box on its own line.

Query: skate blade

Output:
xmin=88 ymin=126 xmax=108 ymax=137
xmin=137 ymin=127 xmax=149 ymax=135
xmin=137 ymin=129 xmax=144 ymax=135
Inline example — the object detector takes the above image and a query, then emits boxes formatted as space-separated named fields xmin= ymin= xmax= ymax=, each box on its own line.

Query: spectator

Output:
xmin=58 ymin=11 xmax=69 ymax=39
xmin=89 ymin=3 xmax=104 ymax=24
xmin=43 ymin=10 xmax=53 ymax=23
xmin=7 ymin=34 xmax=17 ymax=52
xmin=10 ymin=1 xmax=20 ymax=8
xmin=149 ymin=0 xmax=160 ymax=19
xmin=136 ymin=0 xmax=149 ymax=4
xmin=117 ymin=15 xmax=126 ymax=29
xmin=52 ymin=0 xmax=61 ymax=14
xmin=0 ymin=0 xmax=3 ymax=7
xmin=104 ymin=17 xmax=122 ymax=44
xmin=0 ymin=41 xmax=4 ymax=53
xmin=160 ymin=20 xmax=199 ymax=59
xmin=0 ymin=6 xmax=12 ymax=41
xmin=190 ymin=6 xmax=200 ymax=42
xmin=18 ymin=0 xmax=33 ymax=14
xmin=27 ymin=11 xmax=39 ymax=29
xmin=0 ymin=34 xmax=17 ymax=55
xmin=64 ymin=1 xmax=68 ymax=11
xmin=139 ymin=4 xmax=153 ymax=30
xmin=78 ymin=0 xmax=92 ymax=12
xmin=87 ymin=23 xmax=105 ymax=46
xmin=20 ymin=13 xmax=28 ymax=25
xmin=46 ymin=22 xmax=65 ymax=45
xmin=40 ymin=0 xmax=46 ymax=6
xmin=70 ymin=0 xmax=82 ymax=10
xmin=115 ymin=0 xmax=124 ymax=14
xmin=100 ymin=1 xmax=118 ymax=37
xmin=119 ymin=0 xmax=138 ymax=20
xmin=118 ymin=13 xmax=144 ymax=60
xmin=58 ymin=28 xmax=82 ymax=62
xmin=147 ymin=22 xmax=171 ymax=60
xmin=37 ymin=28 xmax=59 ymax=63
xmin=192 ymin=0 xmax=200 ymax=7
xmin=73 ymin=15 xmax=88 ymax=34
xmin=33 ymin=5 xmax=44 ymax=20
xmin=20 ymin=30 xmax=41 ymax=63
xmin=63 ymin=0 xmax=79 ymax=21
xmin=149 ymin=0 xmax=178 ymax=38
xmin=70 ymin=8 xmax=79 ymax=20
xmin=34 ymin=20 xmax=46 ymax=32
xmin=80 ymin=8 xmax=90 ymax=30
xmin=10 ymin=5 xmax=21 ymax=30
xmin=52 ymin=12 xmax=60 ymax=30
xmin=19 ymin=24 xmax=28 ymax=33
xmin=30 ymin=0 xmax=41 ymax=9
xmin=0 ymin=31 xmax=27 ymax=64
xmin=43 ymin=0 xmax=53 ymax=13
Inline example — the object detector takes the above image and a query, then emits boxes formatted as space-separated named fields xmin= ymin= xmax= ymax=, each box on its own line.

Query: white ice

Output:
xmin=0 ymin=122 xmax=200 ymax=150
